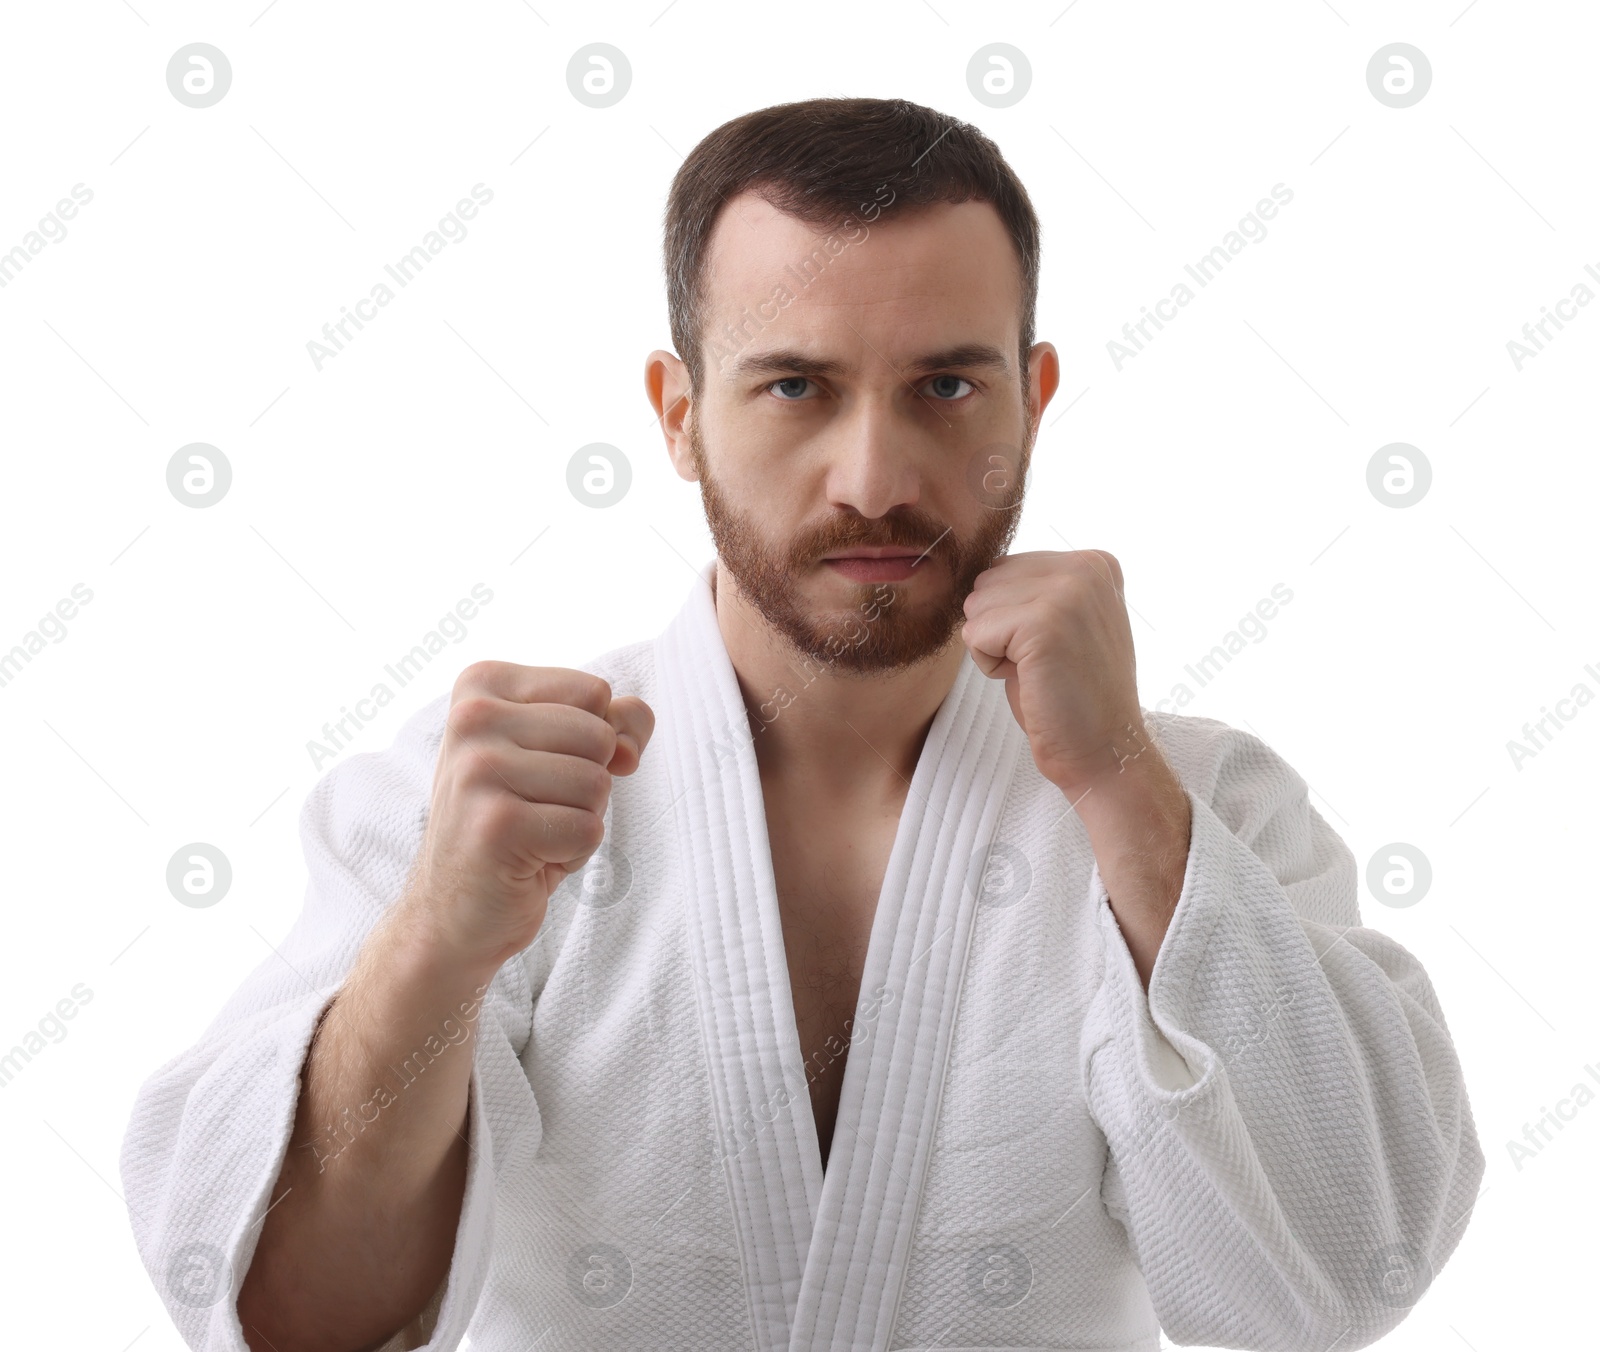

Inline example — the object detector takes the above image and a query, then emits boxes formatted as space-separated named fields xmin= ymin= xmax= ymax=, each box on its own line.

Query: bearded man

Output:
xmin=122 ymin=97 xmax=1484 ymax=1352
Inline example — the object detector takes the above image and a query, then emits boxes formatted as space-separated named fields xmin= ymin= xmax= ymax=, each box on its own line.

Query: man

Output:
xmin=121 ymin=97 xmax=1485 ymax=1352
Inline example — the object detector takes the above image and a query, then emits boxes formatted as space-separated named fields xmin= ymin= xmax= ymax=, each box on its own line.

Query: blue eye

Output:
xmin=926 ymin=375 xmax=974 ymax=400
xmin=769 ymin=377 xmax=813 ymax=400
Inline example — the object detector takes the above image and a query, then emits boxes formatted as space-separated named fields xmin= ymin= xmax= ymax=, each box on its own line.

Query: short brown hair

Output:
xmin=663 ymin=96 xmax=1041 ymax=394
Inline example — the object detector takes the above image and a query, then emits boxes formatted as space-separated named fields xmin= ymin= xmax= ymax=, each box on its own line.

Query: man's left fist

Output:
xmin=961 ymin=550 xmax=1151 ymax=795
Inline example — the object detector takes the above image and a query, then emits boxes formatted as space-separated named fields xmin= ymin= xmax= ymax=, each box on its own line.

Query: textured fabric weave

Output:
xmin=120 ymin=563 xmax=1484 ymax=1350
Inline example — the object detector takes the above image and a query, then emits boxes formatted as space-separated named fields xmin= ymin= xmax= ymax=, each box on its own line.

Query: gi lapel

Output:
xmin=655 ymin=561 xmax=823 ymax=1352
xmin=655 ymin=560 xmax=1025 ymax=1352
xmin=787 ymin=623 xmax=1025 ymax=1351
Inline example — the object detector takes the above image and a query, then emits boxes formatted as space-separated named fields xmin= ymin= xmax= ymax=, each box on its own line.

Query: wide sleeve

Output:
xmin=117 ymin=691 xmax=542 ymax=1351
xmin=1077 ymin=719 xmax=1485 ymax=1351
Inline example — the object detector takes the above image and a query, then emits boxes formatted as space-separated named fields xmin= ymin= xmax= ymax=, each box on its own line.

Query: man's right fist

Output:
xmin=399 ymin=661 xmax=655 ymax=972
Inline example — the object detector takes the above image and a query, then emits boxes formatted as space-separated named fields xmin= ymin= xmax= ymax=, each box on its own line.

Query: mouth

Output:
xmin=819 ymin=546 xmax=934 ymax=583
xmin=820 ymin=546 xmax=930 ymax=561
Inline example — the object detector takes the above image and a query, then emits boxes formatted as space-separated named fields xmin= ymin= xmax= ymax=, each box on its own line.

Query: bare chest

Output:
xmin=764 ymin=802 xmax=900 ymax=1169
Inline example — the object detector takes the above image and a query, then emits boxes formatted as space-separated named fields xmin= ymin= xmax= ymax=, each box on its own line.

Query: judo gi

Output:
xmin=120 ymin=559 xmax=1485 ymax=1351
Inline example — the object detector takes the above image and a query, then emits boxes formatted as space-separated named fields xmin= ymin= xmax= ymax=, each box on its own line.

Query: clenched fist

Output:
xmin=398 ymin=660 xmax=655 ymax=971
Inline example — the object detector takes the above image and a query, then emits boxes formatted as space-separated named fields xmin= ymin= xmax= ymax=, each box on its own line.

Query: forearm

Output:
xmin=238 ymin=896 xmax=500 ymax=1352
xmin=1064 ymin=750 xmax=1192 ymax=992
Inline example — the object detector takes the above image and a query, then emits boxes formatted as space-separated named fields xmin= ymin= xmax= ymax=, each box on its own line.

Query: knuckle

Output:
xmin=573 ymin=810 xmax=607 ymax=852
xmin=473 ymin=792 xmax=526 ymax=846
xmin=573 ymin=757 xmax=613 ymax=806
xmin=449 ymin=693 xmax=500 ymax=738
xmin=466 ymin=742 xmax=514 ymax=786
xmin=456 ymin=658 xmax=505 ymax=692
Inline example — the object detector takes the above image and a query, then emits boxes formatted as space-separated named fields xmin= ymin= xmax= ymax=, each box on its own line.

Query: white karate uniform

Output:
xmin=120 ymin=560 xmax=1485 ymax=1351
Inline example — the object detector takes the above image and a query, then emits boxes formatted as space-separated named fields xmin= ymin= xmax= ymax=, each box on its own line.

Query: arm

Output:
xmin=120 ymin=696 xmax=510 ymax=1352
xmin=120 ymin=664 xmax=650 ymax=1352
xmin=237 ymin=895 xmax=500 ymax=1351
xmin=120 ymin=696 xmax=516 ymax=1352
xmin=1078 ymin=721 xmax=1486 ymax=1350
xmin=1063 ymin=741 xmax=1192 ymax=992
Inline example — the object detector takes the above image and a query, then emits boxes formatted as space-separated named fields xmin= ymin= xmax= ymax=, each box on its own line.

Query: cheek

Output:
xmin=716 ymin=433 xmax=815 ymax=503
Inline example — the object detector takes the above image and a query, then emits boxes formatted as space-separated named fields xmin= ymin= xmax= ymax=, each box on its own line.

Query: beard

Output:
xmin=690 ymin=415 xmax=1030 ymax=675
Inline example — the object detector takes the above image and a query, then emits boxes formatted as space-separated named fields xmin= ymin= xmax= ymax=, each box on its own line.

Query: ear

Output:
xmin=644 ymin=349 xmax=698 ymax=482
xmin=1026 ymin=341 xmax=1060 ymax=439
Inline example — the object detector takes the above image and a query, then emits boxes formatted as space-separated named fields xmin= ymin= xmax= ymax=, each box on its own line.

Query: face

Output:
xmin=659 ymin=191 xmax=1057 ymax=674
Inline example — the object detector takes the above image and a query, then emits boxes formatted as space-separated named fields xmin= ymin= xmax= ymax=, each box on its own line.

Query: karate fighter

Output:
xmin=122 ymin=97 xmax=1485 ymax=1352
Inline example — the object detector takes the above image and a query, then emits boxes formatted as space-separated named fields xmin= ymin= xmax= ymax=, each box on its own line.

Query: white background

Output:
xmin=1 ymin=1 xmax=1595 ymax=1347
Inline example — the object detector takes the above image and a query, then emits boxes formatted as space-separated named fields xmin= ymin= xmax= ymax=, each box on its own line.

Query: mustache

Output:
xmin=789 ymin=511 xmax=951 ymax=567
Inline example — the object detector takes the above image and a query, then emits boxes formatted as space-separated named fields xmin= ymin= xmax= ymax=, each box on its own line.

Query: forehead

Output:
xmin=699 ymin=190 xmax=1022 ymax=362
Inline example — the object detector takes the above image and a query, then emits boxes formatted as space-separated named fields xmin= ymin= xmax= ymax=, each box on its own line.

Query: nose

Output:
xmin=824 ymin=396 xmax=922 ymax=520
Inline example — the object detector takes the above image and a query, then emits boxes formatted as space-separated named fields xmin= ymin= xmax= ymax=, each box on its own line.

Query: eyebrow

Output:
xmin=724 ymin=348 xmax=846 ymax=381
xmin=905 ymin=343 xmax=1012 ymax=378
xmin=724 ymin=342 xmax=1011 ymax=382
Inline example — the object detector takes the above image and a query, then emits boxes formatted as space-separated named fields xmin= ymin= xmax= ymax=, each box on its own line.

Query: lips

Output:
xmin=821 ymin=552 xmax=930 ymax=583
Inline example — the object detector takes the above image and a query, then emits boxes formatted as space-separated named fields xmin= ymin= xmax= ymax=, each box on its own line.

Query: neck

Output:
xmin=712 ymin=560 xmax=968 ymax=797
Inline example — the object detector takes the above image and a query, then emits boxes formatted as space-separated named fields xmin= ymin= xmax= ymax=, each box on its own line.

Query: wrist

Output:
xmin=379 ymin=890 xmax=507 ymax=996
xmin=1050 ymin=729 xmax=1177 ymax=805
xmin=1055 ymin=747 xmax=1191 ymax=873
